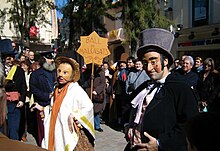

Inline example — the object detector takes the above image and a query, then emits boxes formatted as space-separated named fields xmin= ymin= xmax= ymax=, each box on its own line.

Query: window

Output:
xmin=192 ymin=0 xmax=209 ymax=27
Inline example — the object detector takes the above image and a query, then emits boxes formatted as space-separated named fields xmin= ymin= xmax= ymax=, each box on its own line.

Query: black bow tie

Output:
xmin=147 ymin=81 xmax=163 ymax=94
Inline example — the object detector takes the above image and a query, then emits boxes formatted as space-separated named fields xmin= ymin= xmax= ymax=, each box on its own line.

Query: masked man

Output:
xmin=31 ymin=56 xmax=95 ymax=150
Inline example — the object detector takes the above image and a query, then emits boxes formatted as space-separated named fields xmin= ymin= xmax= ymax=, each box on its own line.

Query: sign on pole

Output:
xmin=77 ymin=31 xmax=110 ymax=100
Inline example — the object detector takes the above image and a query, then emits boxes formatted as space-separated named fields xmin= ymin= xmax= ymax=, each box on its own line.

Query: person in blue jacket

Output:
xmin=29 ymin=50 xmax=56 ymax=146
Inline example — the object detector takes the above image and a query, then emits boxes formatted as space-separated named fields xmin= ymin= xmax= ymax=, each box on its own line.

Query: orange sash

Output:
xmin=48 ymin=82 xmax=71 ymax=151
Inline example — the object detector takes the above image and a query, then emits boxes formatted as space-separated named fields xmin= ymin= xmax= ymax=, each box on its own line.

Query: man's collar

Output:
xmin=184 ymin=70 xmax=191 ymax=75
xmin=156 ymin=72 xmax=170 ymax=84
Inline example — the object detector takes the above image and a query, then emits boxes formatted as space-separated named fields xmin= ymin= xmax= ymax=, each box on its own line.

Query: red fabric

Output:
xmin=30 ymin=26 xmax=39 ymax=37
xmin=6 ymin=92 xmax=20 ymax=101
xmin=36 ymin=111 xmax=44 ymax=147
xmin=121 ymin=72 xmax=127 ymax=81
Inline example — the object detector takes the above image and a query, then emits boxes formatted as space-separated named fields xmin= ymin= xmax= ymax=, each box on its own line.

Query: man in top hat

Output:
xmin=126 ymin=28 xmax=199 ymax=151
xmin=1 ymin=51 xmax=27 ymax=140
xmin=29 ymin=50 xmax=56 ymax=146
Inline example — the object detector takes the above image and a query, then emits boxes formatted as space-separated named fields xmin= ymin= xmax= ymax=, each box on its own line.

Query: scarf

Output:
xmin=131 ymin=74 xmax=169 ymax=124
xmin=131 ymin=84 xmax=155 ymax=124
xmin=118 ymin=69 xmax=127 ymax=82
xmin=48 ymin=82 xmax=71 ymax=151
xmin=6 ymin=65 xmax=17 ymax=80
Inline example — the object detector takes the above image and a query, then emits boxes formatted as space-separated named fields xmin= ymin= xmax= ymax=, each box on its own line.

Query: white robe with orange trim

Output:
xmin=41 ymin=82 xmax=95 ymax=151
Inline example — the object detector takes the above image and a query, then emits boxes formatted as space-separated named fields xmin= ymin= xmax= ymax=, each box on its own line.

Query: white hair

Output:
xmin=184 ymin=56 xmax=194 ymax=66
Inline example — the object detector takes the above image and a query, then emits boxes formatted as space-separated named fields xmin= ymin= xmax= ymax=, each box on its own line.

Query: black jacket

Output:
xmin=5 ymin=66 xmax=27 ymax=103
xmin=129 ymin=73 xmax=199 ymax=151
xmin=197 ymin=71 xmax=220 ymax=111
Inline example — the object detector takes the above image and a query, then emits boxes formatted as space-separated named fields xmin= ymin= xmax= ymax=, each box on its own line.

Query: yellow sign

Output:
xmin=77 ymin=31 xmax=110 ymax=65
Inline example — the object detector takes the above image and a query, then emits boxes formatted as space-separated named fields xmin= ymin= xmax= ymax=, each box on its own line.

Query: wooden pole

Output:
xmin=90 ymin=62 xmax=94 ymax=100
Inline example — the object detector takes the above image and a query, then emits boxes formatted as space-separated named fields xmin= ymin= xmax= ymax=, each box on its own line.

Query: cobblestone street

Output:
xmin=26 ymin=124 xmax=127 ymax=151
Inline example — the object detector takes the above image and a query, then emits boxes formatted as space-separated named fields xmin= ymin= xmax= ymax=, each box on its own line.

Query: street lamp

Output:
xmin=177 ymin=24 xmax=183 ymax=31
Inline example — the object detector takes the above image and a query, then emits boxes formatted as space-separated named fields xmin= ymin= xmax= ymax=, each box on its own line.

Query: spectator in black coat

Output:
xmin=2 ymin=51 xmax=27 ymax=140
xmin=197 ymin=58 xmax=220 ymax=112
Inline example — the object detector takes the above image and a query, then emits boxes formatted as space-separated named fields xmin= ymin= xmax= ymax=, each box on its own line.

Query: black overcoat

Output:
xmin=84 ymin=70 xmax=106 ymax=114
xmin=129 ymin=73 xmax=199 ymax=151
xmin=5 ymin=66 xmax=27 ymax=103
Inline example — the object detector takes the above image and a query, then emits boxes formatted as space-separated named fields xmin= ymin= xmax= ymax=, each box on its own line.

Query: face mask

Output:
xmin=57 ymin=63 xmax=73 ymax=85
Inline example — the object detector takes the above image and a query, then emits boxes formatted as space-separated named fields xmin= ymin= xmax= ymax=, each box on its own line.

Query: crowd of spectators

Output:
xmin=0 ymin=34 xmax=220 ymax=151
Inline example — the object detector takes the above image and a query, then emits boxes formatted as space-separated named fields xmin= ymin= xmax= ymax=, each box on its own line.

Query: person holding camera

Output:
xmin=126 ymin=58 xmax=150 ymax=95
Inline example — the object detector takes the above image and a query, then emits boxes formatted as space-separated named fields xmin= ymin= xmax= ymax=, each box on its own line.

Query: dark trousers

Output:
xmin=115 ymin=94 xmax=122 ymax=118
xmin=102 ymin=103 xmax=110 ymax=123
xmin=122 ymin=102 xmax=131 ymax=125
xmin=7 ymin=101 xmax=21 ymax=140
xmin=19 ymin=103 xmax=26 ymax=140
xmin=121 ymin=94 xmax=131 ymax=125
xmin=27 ymin=110 xmax=38 ymax=146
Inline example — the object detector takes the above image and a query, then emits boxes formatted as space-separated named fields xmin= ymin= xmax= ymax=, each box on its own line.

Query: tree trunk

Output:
xmin=130 ymin=39 xmax=137 ymax=57
xmin=68 ymin=1 xmax=74 ymax=51
xmin=25 ymin=7 xmax=31 ymax=47
xmin=20 ymin=29 xmax=25 ymax=50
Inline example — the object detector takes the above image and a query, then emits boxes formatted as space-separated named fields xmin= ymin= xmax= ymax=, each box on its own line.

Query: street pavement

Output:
xmin=25 ymin=123 xmax=128 ymax=151
xmin=95 ymin=124 xmax=127 ymax=151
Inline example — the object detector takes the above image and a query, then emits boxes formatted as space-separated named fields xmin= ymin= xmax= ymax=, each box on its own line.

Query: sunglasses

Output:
xmin=205 ymin=64 xmax=212 ymax=67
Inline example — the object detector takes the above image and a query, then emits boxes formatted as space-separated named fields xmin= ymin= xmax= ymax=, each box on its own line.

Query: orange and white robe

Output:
xmin=42 ymin=82 xmax=95 ymax=151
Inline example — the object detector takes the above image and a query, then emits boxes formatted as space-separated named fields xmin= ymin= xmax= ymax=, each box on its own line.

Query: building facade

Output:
xmin=105 ymin=0 xmax=220 ymax=68
xmin=0 ymin=0 xmax=58 ymax=52
xmin=171 ymin=0 xmax=220 ymax=67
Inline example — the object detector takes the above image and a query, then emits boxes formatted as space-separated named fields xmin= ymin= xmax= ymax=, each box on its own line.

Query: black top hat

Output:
xmin=39 ymin=50 xmax=55 ymax=59
xmin=0 ymin=39 xmax=13 ymax=53
xmin=1 ymin=51 xmax=17 ymax=58
xmin=137 ymin=28 xmax=174 ymax=65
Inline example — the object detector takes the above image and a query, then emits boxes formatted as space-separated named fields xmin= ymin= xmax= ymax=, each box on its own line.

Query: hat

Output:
xmin=1 ymin=51 xmax=17 ymax=59
xmin=137 ymin=28 xmax=174 ymax=65
xmin=39 ymin=50 xmax=55 ymax=59
xmin=118 ymin=53 xmax=129 ymax=64
xmin=55 ymin=56 xmax=80 ymax=82
xmin=0 ymin=39 xmax=13 ymax=53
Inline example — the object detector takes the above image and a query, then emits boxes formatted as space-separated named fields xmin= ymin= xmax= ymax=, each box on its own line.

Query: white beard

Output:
xmin=43 ymin=62 xmax=55 ymax=71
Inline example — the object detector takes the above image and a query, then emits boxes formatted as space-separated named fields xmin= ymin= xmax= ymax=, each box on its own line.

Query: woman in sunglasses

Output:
xmin=197 ymin=58 xmax=220 ymax=112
